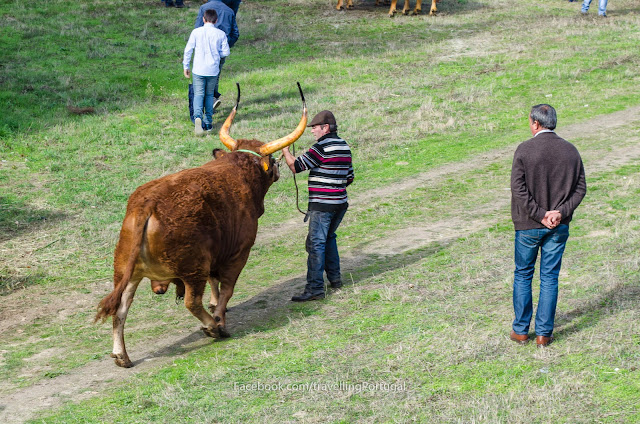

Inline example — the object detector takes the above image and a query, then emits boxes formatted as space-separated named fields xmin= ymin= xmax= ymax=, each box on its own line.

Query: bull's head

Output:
xmin=218 ymin=83 xmax=307 ymax=181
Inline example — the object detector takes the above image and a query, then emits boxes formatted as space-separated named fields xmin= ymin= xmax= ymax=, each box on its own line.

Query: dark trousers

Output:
xmin=304 ymin=208 xmax=347 ymax=295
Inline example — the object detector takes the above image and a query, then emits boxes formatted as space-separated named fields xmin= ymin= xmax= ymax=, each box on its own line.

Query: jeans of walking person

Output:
xmin=305 ymin=209 xmax=347 ymax=296
xmin=582 ymin=0 xmax=608 ymax=15
xmin=512 ymin=224 xmax=569 ymax=337
xmin=192 ymin=74 xmax=219 ymax=129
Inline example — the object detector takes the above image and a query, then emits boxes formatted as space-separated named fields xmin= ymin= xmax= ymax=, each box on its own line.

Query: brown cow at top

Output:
xmin=336 ymin=0 xmax=439 ymax=16
xmin=95 ymin=83 xmax=307 ymax=368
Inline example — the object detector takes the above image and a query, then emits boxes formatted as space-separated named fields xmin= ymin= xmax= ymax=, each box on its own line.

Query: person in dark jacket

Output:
xmin=509 ymin=104 xmax=586 ymax=348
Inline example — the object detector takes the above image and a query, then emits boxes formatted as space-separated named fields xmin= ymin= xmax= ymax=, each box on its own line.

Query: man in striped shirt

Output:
xmin=283 ymin=110 xmax=355 ymax=301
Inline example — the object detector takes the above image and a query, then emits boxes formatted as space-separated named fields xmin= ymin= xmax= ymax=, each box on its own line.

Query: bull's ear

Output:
xmin=212 ymin=149 xmax=226 ymax=159
xmin=260 ymin=157 xmax=270 ymax=172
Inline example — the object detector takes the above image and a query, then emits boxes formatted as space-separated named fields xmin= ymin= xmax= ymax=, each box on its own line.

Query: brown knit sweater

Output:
xmin=510 ymin=131 xmax=587 ymax=231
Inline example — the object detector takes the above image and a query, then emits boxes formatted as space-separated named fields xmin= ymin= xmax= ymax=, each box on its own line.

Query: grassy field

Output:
xmin=1 ymin=0 xmax=640 ymax=422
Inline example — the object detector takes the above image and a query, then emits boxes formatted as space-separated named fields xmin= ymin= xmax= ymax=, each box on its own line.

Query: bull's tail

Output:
xmin=95 ymin=208 xmax=151 ymax=323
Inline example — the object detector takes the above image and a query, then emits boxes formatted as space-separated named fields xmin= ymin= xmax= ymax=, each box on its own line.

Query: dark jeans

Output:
xmin=512 ymin=224 xmax=569 ymax=337
xmin=305 ymin=208 xmax=347 ymax=296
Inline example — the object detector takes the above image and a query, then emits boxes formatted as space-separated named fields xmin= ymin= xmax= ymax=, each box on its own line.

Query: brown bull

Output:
xmin=96 ymin=83 xmax=307 ymax=368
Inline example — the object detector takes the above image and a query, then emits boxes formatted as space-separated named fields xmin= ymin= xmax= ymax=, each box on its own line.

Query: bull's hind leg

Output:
xmin=111 ymin=278 xmax=142 ymax=368
xmin=207 ymin=277 xmax=220 ymax=314
xmin=183 ymin=280 xmax=219 ymax=338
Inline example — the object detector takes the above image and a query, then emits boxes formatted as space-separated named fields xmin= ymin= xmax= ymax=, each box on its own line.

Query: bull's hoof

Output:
xmin=218 ymin=325 xmax=231 ymax=338
xmin=111 ymin=353 xmax=133 ymax=368
xmin=202 ymin=326 xmax=219 ymax=338
xmin=202 ymin=325 xmax=231 ymax=338
xmin=389 ymin=11 xmax=396 ymax=17
xmin=336 ymin=6 xmax=343 ymax=10
xmin=429 ymin=9 xmax=438 ymax=15
xmin=346 ymin=5 xmax=353 ymax=9
xmin=175 ymin=294 xmax=184 ymax=305
xmin=412 ymin=9 xmax=422 ymax=15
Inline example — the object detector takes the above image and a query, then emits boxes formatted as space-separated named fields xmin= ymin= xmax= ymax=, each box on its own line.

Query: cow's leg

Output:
xmin=402 ymin=0 xmax=411 ymax=15
xmin=413 ymin=0 xmax=422 ymax=15
xmin=183 ymin=280 xmax=219 ymax=338
xmin=211 ymin=251 xmax=251 ymax=338
xmin=336 ymin=0 xmax=343 ymax=10
xmin=389 ymin=0 xmax=398 ymax=16
xmin=207 ymin=276 xmax=220 ymax=314
xmin=429 ymin=0 xmax=437 ymax=15
xmin=346 ymin=0 xmax=353 ymax=9
xmin=111 ymin=278 xmax=142 ymax=368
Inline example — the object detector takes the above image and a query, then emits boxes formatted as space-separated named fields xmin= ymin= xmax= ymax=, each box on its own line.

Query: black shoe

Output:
xmin=165 ymin=2 xmax=175 ymax=7
xmin=330 ymin=280 xmax=343 ymax=289
xmin=291 ymin=292 xmax=325 ymax=302
xmin=175 ymin=2 xmax=184 ymax=7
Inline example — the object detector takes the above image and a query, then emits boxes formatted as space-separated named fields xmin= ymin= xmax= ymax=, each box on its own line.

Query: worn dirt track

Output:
xmin=1 ymin=105 xmax=639 ymax=424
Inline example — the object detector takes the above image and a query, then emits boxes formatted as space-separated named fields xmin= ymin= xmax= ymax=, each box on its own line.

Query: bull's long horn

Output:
xmin=219 ymin=83 xmax=241 ymax=151
xmin=259 ymin=82 xmax=307 ymax=157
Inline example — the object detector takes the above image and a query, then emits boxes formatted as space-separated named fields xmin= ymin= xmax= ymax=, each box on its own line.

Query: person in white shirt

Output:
xmin=183 ymin=9 xmax=230 ymax=136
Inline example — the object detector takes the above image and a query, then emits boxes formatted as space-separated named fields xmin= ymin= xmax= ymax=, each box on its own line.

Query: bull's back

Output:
xmin=117 ymin=162 xmax=261 ymax=280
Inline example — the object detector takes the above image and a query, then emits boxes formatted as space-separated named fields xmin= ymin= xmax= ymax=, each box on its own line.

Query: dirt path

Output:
xmin=1 ymin=106 xmax=639 ymax=424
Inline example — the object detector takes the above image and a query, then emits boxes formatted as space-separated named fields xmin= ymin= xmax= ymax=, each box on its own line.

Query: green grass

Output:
xmin=1 ymin=0 xmax=640 ymax=422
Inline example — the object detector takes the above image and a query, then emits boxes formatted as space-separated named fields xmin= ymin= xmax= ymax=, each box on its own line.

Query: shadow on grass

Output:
xmin=129 ymin=240 xmax=448 ymax=365
xmin=0 ymin=271 xmax=48 ymax=296
xmin=0 ymin=197 xmax=68 ymax=243
xmin=554 ymin=281 xmax=640 ymax=338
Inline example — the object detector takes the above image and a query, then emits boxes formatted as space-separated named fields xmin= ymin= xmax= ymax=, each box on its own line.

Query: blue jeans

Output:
xmin=512 ymin=225 xmax=569 ymax=337
xmin=582 ymin=0 xmax=608 ymax=15
xmin=305 ymin=209 xmax=347 ymax=295
xmin=192 ymin=73 xmax=219 ymax=128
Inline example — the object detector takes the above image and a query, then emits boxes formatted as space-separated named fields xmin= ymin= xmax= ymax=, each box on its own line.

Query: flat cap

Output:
xmin=307 ymin=110 xmax=336 ymax=127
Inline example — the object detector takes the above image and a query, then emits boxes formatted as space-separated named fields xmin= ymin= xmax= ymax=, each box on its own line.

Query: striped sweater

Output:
xmin=294 ymin=133 xmax=354 ymax=212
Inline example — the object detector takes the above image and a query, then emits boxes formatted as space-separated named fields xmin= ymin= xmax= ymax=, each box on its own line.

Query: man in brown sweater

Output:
xmin=510 ymin=104 xmax=587 ymax=348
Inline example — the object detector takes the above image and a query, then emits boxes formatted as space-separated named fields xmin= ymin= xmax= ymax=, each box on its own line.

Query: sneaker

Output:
xmin=205 ymin=124 xmax=213 ymax=133
xmin=212 ymin=98 xmax=221 ymax=111
xmin=194 ymin=118 xmax=204 ymax=136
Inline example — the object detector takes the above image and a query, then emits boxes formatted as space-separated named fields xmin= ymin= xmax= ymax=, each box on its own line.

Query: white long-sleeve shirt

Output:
xmin=183 ymin=23 xmax=230 ymax=76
